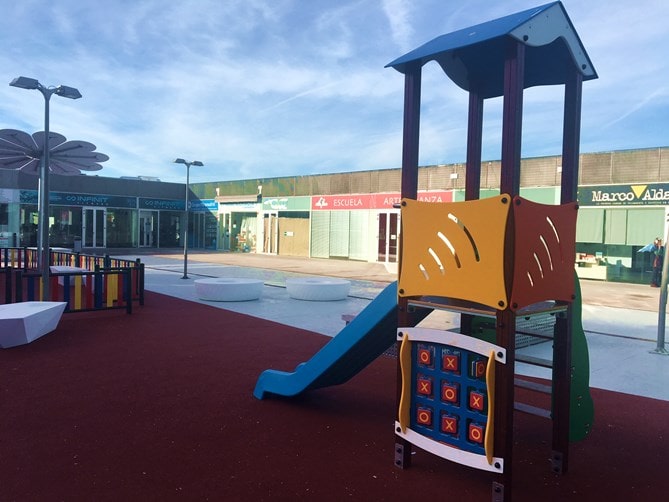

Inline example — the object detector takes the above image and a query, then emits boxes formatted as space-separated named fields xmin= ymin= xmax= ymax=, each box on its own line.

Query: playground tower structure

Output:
xmin=386 ymin=2 xmax=597 ymax=500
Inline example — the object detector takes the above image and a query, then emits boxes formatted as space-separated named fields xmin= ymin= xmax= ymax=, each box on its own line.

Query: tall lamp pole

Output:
xmin=174 ymin=158 xmax=203 ymax=279
xmin=10 ymin=76 xmax=81 ymax=301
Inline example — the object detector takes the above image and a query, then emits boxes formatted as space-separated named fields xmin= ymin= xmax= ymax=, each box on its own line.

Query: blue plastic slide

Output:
xmin=254 ymin=281 xmax=401 ymax=399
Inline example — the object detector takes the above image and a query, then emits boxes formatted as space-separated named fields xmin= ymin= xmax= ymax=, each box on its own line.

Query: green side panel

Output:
xmin=468 ymin=317 xmax=497 ymax=344
xmin=568 ymin=273 xmax=595 ymax=442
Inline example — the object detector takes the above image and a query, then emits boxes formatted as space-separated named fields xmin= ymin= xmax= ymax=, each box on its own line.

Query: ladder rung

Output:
xmin=514 ymin=401 xmax=552 ymax=419
xmin=516 ymin=354 xmax=553 ymax=368
xmin=516 ymin=329 xmax=553 ymax=341
xmin=514 ymin=377 xmax=552 ymax=394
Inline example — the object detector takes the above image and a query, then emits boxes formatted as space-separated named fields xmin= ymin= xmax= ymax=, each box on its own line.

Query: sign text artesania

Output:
xmin=310 ymin=191 xmax=452 ymax=210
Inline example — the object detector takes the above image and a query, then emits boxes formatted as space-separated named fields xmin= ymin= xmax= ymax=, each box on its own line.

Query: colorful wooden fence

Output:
xmin=0 ymin=247 xmax=37 ymax=271
xmin=14 ymin=268 xmax=134 ymax=313
xmin=0 ymin=247 xmax=145 ymax=313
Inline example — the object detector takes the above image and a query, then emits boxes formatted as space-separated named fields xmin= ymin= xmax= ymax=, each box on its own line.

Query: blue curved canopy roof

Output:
xmin=386 ymin=1 xmax=597 ymax=98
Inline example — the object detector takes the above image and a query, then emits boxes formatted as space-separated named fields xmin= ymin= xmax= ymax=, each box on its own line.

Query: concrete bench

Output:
xmin=0 ymin=301 xmax=67 ymax=349
xmin=285 ymin=277 xmax=351 ymax=301
xmin=194 ymin=278 xmax=263 ymax=302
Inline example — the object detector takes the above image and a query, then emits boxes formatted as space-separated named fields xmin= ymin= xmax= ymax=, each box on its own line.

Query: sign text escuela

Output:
xmin=311 ymin=191 xmax=452 ymax=210
xmin=578 ymin=183 xmax=669 ymax=206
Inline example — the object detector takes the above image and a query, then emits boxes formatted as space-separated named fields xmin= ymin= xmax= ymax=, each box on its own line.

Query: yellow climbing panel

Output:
xmin=398 ymin=195 xmax=511 ymax=310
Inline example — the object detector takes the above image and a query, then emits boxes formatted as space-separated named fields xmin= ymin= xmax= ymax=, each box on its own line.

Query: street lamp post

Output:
xmin=10 ymin=76 xmax=81 ymax=301
xmin=174 ymin=158 xmax=203 ymax=279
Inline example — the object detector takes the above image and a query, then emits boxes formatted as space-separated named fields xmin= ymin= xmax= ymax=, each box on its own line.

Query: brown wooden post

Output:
xmin=395 ymin=62 xmax=422 ymax=469
xmin=494 ymin=308 xmax=516 ymax=500
xmin=465 ymin=90 xmax=484 ymax=201
xmin=552 ymin=311 xmax=572 ymax=474
xmin=400 ymin=63 xmax=422 ymax=200
xmin=560 ymin=68 xmax=583 ymax=205
xmin=495 ymin=39 xmax=526 ymax=499
xmin=461 ymin=90 xmax=485 ymax=337
xmin=500 ymin=40 xmax=525 ymax=197
xmin=552 ymin=67 xmax=584 ymax=475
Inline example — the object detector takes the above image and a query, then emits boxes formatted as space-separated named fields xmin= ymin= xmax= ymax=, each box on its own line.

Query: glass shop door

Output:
xmin=82 ymin=207 xmax=106 ymax=248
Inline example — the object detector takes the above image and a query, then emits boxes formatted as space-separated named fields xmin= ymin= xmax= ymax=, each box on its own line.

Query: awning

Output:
xmin=214 ymin=194 xmax=260 ymax=204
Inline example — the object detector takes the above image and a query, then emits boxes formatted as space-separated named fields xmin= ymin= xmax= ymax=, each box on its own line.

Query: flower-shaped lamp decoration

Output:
xmin=0 ymin=128 xmax=108 ymax=175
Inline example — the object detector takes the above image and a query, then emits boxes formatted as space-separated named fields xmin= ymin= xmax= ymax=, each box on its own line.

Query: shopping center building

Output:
xmin=1 ymin=146 xmax=667 ymax=283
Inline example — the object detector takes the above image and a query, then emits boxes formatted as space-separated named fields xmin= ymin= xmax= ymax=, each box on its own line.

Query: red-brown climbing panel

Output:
xmin=509 ymin=196 xmax=578 ymax=310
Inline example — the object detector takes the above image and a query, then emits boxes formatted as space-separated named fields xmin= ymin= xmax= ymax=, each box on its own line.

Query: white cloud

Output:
xmin=0 ymin=0 xmax=667 ymax=183
xmin=381 ymin=0 xmax=414 ymax=52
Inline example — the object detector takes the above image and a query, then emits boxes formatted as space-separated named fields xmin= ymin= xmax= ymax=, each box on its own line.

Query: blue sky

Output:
xmin=0 ymin=0 xmax=667 ymax=184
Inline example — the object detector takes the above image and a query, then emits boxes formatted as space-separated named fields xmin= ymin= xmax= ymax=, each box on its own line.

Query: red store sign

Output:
xmin=311 ymin=191 xmax=452 ymax=210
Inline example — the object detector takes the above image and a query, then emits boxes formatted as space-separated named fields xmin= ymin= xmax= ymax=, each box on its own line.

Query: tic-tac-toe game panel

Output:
xmin=396 ymin=327 xmax=506 ymax=473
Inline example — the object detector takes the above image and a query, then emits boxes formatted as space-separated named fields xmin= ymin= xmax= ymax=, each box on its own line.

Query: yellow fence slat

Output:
xmin=106 ymin=274 xmax=117 ymax=307
xmin=74 ymin=275 xmax=83 ymax=310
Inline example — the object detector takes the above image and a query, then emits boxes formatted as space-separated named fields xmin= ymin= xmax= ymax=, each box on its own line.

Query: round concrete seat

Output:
xmin=194 ymin=278 xmax=263 ymax=302
xmin=285 ymin=277 xmax=351 ymax=301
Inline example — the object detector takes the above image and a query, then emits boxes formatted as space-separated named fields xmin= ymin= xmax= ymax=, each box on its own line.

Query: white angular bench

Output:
xmin=0 ymin=302 xmax=67 ymax=349
xmin=50 ymin=265 xmax=90 ymax=286
xmin=285 ymin=277 xmax=351 ymax=301
xmin=194 ymin=278 xmax=263 ymax=302
xmin=50 ymin=265 xmax=87 ymax=273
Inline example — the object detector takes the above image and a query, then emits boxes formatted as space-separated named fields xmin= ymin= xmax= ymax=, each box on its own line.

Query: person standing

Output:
xmin=651 ymin=237 xmax=664 ymax=287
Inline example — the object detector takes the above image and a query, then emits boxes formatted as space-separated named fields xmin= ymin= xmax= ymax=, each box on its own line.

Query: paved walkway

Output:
xmin=115 ymin=251 xmax=669 ymax=401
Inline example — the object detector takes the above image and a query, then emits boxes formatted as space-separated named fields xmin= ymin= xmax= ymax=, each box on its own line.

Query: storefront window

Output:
xmin=230 ymin=213 xmax=258 ymax=252
xmin=19 ymin=205 xmax=140 ymax=249
xmin=205 ymin=213 xmax=218 ymax=249
xmin=19 ymin=206 xmax=38 ymax=247
xmin=107 ymin=209 xmax=137 ymax=248
xmin=0 ymin=203 xmax=8 ymax=231
xmin=0 ymin=203 xmax=11 ymax=247
xmin=50 ymin=207 xmax=82 ymax=248
xmin=575 ymin=207 xmax=663 ymax=284
xmin=159 ymin=211 xmax=181 ymax=248
xmin=19 ymin=205 xmax=83 ymax=248
xmin=190 ymin=212 xmax=218 ymax=249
